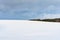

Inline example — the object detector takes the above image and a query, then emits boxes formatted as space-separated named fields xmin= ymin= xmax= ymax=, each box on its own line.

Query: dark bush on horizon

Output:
xmin=30 ymin=18 xmax=60 ymax=22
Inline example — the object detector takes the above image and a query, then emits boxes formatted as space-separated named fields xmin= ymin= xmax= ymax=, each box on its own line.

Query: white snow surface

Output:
xmin=0 ymin=20 xmax=60 ymax=40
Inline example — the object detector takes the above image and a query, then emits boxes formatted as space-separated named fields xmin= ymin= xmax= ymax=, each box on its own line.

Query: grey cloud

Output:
xmin=0 ymin=0 xmax=59 ymax=19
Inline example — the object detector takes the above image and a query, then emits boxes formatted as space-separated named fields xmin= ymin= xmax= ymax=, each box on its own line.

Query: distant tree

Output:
xmin=30 ymin=18 xmax=60 ymax=22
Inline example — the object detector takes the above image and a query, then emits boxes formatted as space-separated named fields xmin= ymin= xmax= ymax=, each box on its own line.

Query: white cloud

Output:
xmin=41 ymin=5 xmax=60 ymax=19
xmin=42 ymin=13 xmax=60 ymax=19
xmin=34 ymin=5 xmax=60 ymax=19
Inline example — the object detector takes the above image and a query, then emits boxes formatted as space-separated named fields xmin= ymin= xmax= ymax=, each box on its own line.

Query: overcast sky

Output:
xmin=0 ymin=0 xmax=60 ymax=19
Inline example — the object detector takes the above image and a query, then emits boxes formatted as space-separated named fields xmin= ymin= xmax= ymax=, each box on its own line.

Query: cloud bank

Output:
xmin=0 ymin=0 xmax=59 ymax=19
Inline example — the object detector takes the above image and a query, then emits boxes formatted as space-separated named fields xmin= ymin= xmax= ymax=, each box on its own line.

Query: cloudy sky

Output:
xmin=0 ymin=0 xmax=60 ymax=19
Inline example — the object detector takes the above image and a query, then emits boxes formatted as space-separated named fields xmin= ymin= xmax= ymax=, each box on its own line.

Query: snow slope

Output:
xmin=0 ymin=20 xmax=60 ymax=40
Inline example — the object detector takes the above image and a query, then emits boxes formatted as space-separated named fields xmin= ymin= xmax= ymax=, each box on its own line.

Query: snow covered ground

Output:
xmin=0 ymin=20 xmax=60 ymax=40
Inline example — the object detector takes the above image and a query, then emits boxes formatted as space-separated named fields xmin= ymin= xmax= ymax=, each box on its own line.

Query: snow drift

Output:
xmin=0 ymin=20 xmax=60 ymax=40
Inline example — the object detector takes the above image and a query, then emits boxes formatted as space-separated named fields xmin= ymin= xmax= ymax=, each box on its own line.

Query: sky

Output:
xmin=0 ymin=20 xmax=60 ymax=40
xmin=0 ymin=0 xmax=60 ymax=19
